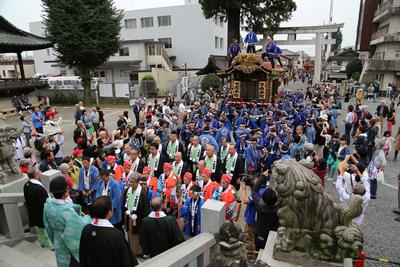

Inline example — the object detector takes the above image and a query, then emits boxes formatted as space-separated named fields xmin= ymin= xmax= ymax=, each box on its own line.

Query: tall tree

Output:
xmin=42 ymin=0 xmax=122 ymax=103
xmin=199 ymin=0 xmax=296 ymax=45
xmin=345 ymin=59 xmax=363 ymax=79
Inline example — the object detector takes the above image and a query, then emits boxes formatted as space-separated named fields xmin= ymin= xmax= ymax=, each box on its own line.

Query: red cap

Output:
xmin=221 ymin=174 xmax=232 ymax=183
xmin=107 ymin=155 xmax=116 ymax=163
xmin=201 ymin=168 xmax=212 ymax=177
xmin=163 ymin=163 xmax=172 ymax=171
xmin=123 ymin=161 xmax=132 ymax=168
xmin=184 ymin=172 xmax=192 ymax=180
xmin=72 ymin=148 xmax=83 ymax=156
xmin=143 ymin=166 xmax=151 ymax=174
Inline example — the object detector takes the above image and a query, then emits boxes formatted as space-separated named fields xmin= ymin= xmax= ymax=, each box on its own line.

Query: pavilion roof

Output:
xmin=0 ymin=16 xmax=52 ymax=53
xmin=196 ymin=55 xmax=229 ymax=75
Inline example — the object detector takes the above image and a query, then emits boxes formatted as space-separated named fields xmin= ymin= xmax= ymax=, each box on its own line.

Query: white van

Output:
xmin=47 ymin=76 xmax=98 ymax=90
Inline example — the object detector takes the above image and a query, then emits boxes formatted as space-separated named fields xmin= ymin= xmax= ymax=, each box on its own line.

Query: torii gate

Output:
xmin=258 ymin=23 xmax=344 ymax=84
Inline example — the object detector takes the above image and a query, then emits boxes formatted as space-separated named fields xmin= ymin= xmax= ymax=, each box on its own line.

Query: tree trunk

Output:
xmin=80 ymin=68 xmax=92 ymax=105
xmin=227 ymin=8 xmax=241 ymax=51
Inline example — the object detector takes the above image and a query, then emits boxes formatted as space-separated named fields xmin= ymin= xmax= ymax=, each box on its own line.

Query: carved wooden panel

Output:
xmin=258 ymin=81 xmax=266 ymax=100
xmin=232 ymin=81 xmax=241 ymax=99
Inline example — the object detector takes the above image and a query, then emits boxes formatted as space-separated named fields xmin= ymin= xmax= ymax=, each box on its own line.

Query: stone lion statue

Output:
xmin=272 ymin=159 xmax=363 ymax=263
xmin=0 ymin=127 xmax=20 ymax=182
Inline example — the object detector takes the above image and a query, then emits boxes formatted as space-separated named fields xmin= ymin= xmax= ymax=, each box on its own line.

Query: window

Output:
xmin=119 ymin=47 xmax=129 ymax=56
xmin=141 ymin=17 xmax=153 ymax=28
xmin=120 ymin=69 xmax=130 ymax=78
xmin=220 ymin=38 xmax=223 ymax=49
xmin=148 ymin=45 xmax=156 ymax=55
xmin=99 ymin=71 xmax=106 ymax=77
xmin=149 ymin=64 xmax=156 ymax=69
xmin=220 ymin=19 xmax=223 ymax=27
xmin=215 ymin=36 xmax=219 ymax=48
xmin=159 ymin=38 xmax=172 ymax=49
xmin=46 ymin=49 xmax=50 ymax=56
xmin=124 ymin=19 xmax=137 ymax=29
xmin=60 ymin=70 xmax=67 ymax=76
xmin=74 ymin=70 xmax=79 ymax=76
xmin=158 ymin=16 xmax=171 ymax=26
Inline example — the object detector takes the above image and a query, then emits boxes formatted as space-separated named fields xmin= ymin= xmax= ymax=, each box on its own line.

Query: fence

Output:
xmin=32 ymin=83 xmax=138 ymax=104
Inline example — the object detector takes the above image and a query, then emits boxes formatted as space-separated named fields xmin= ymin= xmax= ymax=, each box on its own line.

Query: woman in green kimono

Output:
xmin=44 ymin=176 xmax=91 ymax=267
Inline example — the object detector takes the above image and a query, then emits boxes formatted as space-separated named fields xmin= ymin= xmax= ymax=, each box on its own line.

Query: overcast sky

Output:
xmin=0 ymin=0 xmax=360 ymax=55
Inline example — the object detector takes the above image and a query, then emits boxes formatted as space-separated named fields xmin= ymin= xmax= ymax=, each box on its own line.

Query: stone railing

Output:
xmin=141 ymin=233 xmax=217 ymax=267
xmin=365 ymin=59 xmax=400 ymax=72
xmin=0 ymin=193 xmax=35 ymax=246
xmin=0 ymin=170 xmax=60 ymax=246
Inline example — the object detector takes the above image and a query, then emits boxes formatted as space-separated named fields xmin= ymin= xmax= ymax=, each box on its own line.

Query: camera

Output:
xmin=241 ymin=175 xmax=254 ymax=187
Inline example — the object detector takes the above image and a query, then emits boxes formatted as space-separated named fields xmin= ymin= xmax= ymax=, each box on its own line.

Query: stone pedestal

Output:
xmin=256 ymin=232 xmax=350 ymax=267
xmin=40 ymin=170 xmax=61 ymax=192
xmin=201 ymin=199 xmax=226 ymax=234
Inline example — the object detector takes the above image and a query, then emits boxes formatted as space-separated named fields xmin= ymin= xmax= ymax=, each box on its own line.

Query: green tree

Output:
xmin=42 ymin=0 xmax=122 ymax=103
xmin=201 ymin=73 xmax=221 ymax=90
xmin=345 ymin=59 xmax=363 ymax=79
xmin=199 ymin=0 xmax=296 ymax=46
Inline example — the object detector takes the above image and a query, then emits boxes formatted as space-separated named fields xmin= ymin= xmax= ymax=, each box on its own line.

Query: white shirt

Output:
xmin=336 ymin=173 xmax=370 ymax=225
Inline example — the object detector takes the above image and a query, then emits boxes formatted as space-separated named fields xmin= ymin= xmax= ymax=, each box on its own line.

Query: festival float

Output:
xmin=218 ymin=53 xmax=281 ymax=104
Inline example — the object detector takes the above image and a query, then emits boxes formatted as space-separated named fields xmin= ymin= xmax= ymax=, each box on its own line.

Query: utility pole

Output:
xmin=325 ymin=0 xmax=334 ymax=59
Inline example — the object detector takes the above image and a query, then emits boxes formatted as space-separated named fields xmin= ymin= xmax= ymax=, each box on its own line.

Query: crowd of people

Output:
xmin=18 ymin=79 xmax=400 ymax=267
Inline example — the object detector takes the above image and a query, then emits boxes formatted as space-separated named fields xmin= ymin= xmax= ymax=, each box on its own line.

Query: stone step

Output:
xmin=13 ymin=240 xmax=56 ymax=266
xmin=0 ymin=245 xmax=54 ymax=267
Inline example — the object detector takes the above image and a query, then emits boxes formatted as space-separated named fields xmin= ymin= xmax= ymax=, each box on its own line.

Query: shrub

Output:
xmin=201 ymin=73 xmax=221 ymax=90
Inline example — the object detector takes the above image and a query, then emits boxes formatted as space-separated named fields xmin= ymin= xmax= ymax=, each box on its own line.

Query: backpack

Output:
xmin=353 ymin=112 xmax=358 ymax=124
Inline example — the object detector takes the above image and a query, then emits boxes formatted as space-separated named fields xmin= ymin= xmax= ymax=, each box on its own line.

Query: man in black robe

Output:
xmin=122 ymin=172 xmax=150 ymax=257
xmin=23 ymin=166 xmax=53 ymax=249
xmin=222 ymin=144 xmax=245 ymax=190
xmin=146 ymin=142 xmax=168 ymax=178
xmin=79 ymin=196 xmax=138 ymax=267
xmin=140 ymin=198 xmax=184 ymax=258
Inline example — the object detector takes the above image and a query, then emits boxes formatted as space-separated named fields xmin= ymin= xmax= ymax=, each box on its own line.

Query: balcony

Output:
xmin=146 ymin=43 xmax=173 ymax=70
xmin=363 ymin=59 xmax=400 ymax=72
xmin=374 ymin=0 xmax=400 ymax=22
xmin=370 ymin=30 xmax=400 ymax=45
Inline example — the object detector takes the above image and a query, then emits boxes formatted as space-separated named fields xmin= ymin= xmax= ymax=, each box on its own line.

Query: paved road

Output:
xmin=1 ymin=82 xmax=400 ymax=265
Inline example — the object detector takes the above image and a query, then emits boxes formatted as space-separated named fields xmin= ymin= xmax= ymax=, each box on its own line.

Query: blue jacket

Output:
xmin=31 ymin=112 xmax=43 ymax=129
xmin=181 ymin=197 xmax=204 ymax=237
xmin=228 ymin=42 xmax=241 ymax=57
xmin=244 ymin=32 xmax=258 ymax=46
xmin=216 ymin=126 xmax=231 ymax=146
xmin=337 ymin=146 xmax=351 ymax=161
xmin=290 ymin=143 xmax=305 ymax=160
xmin=199 ymin=134 xmax=219 ymax=150
xmin=95 ymin=178 xmax=122 ymax=224
xmin=78 ymin=166 xmax=100 ymax=202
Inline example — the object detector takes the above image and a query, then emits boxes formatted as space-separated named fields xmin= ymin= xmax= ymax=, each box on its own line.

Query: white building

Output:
xmin=359 ymin=0 xmax=400 ymax=87
xmin=29 ymin=0 xmax=227 ymax=84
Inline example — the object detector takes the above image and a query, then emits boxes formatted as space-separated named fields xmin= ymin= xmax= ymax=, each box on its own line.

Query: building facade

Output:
xmin=29 ymin=0 xmax=227 ymax=85
xmin=357 ymin=0 xmax=400 ymax=87
xmin=0 ymin=55 xmax=36 ymax=79
xmin=325 ymin=49 xmax=359 ymax=82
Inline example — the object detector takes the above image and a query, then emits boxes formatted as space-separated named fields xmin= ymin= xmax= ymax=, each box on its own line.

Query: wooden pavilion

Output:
xmin=0 ymin=16 xmax=52 ymax=78
xmin=0 ymin=16 xmax=52 ymax=97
